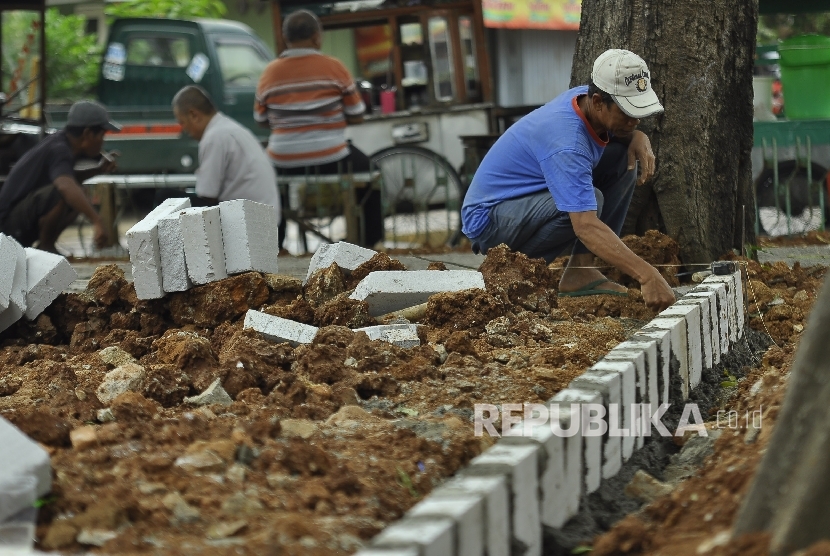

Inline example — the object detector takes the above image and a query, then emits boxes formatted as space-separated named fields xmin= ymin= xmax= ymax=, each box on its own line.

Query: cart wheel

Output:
xmin=370 ymin=145 xmax=465 ymax=249
xmin=756 ymin=161 xmax=828 ymax=237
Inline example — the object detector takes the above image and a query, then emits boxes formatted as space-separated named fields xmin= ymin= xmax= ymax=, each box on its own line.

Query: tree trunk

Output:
xmin=570 ymin=0 xmax=758 ymax=265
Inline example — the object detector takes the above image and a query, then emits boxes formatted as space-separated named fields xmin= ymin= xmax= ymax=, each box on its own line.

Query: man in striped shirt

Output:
xmin=256 ymin=9 xmax=383 ymax=248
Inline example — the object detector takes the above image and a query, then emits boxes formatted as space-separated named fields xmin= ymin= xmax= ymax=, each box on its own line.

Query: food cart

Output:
xmin=270 ymin=0 xmax=580 ymax=247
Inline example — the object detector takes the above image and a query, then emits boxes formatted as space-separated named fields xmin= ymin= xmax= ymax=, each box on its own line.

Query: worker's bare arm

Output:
xmin=627 ymin=130 xmax=656 ymax=185
xmin=53 ymin=175 xmax=107 ymax=247
xmin=569 ymin=210 xmax=675 ymax=311
xmin=346 ymin=114 xmax=364 ymax=125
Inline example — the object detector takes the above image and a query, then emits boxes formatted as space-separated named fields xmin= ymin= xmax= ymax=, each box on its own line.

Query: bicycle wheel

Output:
xmin=756 ymin=161 xmax=828 ymax=236
xmin=370 ymin=145 xmax=465 ymax=248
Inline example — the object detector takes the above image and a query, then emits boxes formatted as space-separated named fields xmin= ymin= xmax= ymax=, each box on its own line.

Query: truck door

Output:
xmin=209 ymin=37 xmax=272 ymax=142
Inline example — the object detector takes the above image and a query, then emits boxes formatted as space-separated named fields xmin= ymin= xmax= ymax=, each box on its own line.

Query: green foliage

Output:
xmin=45 ymin=10 xmax=101 ymax=102
xmin=34 ymin=495 xmax=57 ymax=508
xmin=758 ymin=12 xmax=830 ymax=44
xmin=2 ymin=9 xmax=100 ymax=104
xmin=105 ymin=0 xmax=227 ymax=20
xmin=721 ymin=369 xmax=738 ymax=388
xmin=396 ymin=466 xmax=419 ymax=498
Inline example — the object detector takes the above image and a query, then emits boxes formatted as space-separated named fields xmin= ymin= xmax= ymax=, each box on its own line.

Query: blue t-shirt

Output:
xmin=461 ymin=85 xmax=609 ymax=239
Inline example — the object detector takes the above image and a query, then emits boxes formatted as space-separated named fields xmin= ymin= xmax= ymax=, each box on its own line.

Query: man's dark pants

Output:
xmin=0 ymin=185 xmax=66 ymax=247
xmin=470 ymin=141 xmax=636 ymax=263
xmin=275 ymin=144 xmax=384 ymax=249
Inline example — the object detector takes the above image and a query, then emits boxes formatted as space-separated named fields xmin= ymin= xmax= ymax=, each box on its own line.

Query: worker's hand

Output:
xmin=92 ymin=220 xmax=109 ymax=249
xmin=640 ymin=268 xmax=676 ymax=313
xmin=99 ymin=151 xmax=119 ymax=175
xmin=627 ymin=131 xmax=655 ymax=185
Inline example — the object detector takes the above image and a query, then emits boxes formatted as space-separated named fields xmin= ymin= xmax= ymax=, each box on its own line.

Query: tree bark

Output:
xmin=570 ymin=0 xmax=758 ymax=265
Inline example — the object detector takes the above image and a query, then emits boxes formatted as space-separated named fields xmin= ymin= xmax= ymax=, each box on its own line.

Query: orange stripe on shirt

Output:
xmin=267 ymin=143 xmax=348 ymax=163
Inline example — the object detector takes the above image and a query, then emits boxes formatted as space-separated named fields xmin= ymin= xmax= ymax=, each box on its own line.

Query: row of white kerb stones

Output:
xmin=353 ymin=270 xmax=745 ymax=556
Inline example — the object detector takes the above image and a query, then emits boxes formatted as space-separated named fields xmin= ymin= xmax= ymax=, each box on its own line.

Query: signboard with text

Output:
xmin=482 ymin=0 xmax=581 ymax=30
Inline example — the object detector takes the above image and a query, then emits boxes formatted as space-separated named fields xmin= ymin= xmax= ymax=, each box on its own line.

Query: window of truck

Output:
xmin=126 ymin=35 xmax=191 ymax=67
xmin=214 ymin=40 xmax=270 ymax=86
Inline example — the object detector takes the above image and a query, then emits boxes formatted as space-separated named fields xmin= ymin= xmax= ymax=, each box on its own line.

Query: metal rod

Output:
xmin=743 ymin=204 xmax=746 ymax=258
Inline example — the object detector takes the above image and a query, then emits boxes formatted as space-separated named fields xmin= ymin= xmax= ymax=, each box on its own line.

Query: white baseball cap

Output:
xmin=591 ymin=49 xmax=664 ymax=119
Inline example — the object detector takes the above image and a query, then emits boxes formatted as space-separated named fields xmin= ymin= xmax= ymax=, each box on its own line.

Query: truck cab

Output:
xmin=48 ymin=17 xmax=274 ymax=174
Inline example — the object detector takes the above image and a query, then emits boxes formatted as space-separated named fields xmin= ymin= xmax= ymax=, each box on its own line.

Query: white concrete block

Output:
xmin=465 ymin=443 xmax=541 ymax=556
xmin=570 ymin=369 xmax=622 ymax=480
xmin=219 ymin=199 xmax=279 ymax=275
xmin=641 ymin=317 xmax=689 ymax=401
xmin=432 ymin=476 xmax=510 ymax=556
xmin=614 ymin=340 xmax=659 ymax=407
xmin=126 ymin=197 xmax=191 ymax=299
xmin=0 ymin=304 xmax=23 ymax=334
xmin=0 ymin=234 xmax=19 ymax=311
xmin=703 ymin=273 xmax=738 ymax=344
xmin=355 ymin=324 xmax=420 ymax=348
xmin=660 ymin=304 xmax=703 ymax=389
xmin=697 ymin=282 xmax=729 ymax=357
xmin=592 ymin=361 xmax=637 ymax=461
xmin=350 ymin=270 xmax=486 ymax=317
xmin=0 ymin=416 xmax=51 ymax=522
xmin=550 ymin=388 xmax=602 ymax=503
xmin=601 ymin=351 xmax=647 ymax=450
xmin=677 ymin=296 xmax=713 ymax=369
xmin=407 ymin=495 xmax=484 ymax=556
xmin=305 ymin=241 xmax=377 ymax=284
xmin=684 ymin=290 xmax=721 ymax=365
xmin=632 ymin=330 xmax=671 ymax=406
xmin=157 ymin=212 xmax=193 ymax=293
xmin=181 ymin=206 xmax=227 ymax=285
xmin=243 ymin=310 xmax=318 ymax=346
xmin=0 ymin=237 xmax=26 ymax=333
xmin=503 ymin=388 xmax=597 ymax=528
xmin=373 ymin=518 xmax=454 ymax=556
xmin=733 ymin=271 xmax=745 ymax=339
xmin=23 ymin=248 xmax=77 ymax=320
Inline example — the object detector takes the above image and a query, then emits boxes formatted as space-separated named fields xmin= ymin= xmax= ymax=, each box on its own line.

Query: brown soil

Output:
xmin=0 ymin=232 xmax=820 ymax=555
xmin=757 ymin=230 xmax=830 ymax=247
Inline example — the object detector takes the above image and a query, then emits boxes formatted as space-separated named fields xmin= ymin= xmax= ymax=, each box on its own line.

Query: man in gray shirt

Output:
xmin=172 ymin=86 xmax=280 ymax=219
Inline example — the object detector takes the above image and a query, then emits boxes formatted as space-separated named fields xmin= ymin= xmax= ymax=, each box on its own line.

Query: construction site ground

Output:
xmin=0 ymin=229 xmax=827 ymax=555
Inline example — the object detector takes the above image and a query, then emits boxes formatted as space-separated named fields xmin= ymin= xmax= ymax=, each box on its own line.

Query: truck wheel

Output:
xmin=756 ymin=160 xmax=828 ymax=236
xmin=370 ymin=145 xmax=465 ymax=248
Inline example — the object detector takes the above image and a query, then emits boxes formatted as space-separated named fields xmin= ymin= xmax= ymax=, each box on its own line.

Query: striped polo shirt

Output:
xmin=255 ymin=48 xmax=366 ymax=168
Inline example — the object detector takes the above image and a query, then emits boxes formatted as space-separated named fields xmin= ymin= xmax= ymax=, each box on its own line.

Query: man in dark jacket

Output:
xmin=0 ymin=100 xmax=120 ymax=252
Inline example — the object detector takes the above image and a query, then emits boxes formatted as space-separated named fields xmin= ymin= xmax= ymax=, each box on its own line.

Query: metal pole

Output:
xmin=39 ymin=3 xmax=46 ymax=131
xmin=743 ymin=204 xmax=746 ymax=258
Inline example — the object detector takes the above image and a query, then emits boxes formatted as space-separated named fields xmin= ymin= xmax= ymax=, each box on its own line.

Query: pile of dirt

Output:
xmin=757 ymin=230 xmax=830 ymax=247
xmin=549 ymin=230 xmax=683 ymax=291
xmin=0 ymin=232 xmax=800 ymax=554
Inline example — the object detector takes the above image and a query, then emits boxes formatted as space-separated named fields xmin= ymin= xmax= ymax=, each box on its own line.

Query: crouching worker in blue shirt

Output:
xmin=462 ymin=49 xmax=676 ymax=312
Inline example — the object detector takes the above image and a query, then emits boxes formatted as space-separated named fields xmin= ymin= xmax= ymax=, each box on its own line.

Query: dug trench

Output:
xmin=0 ymin=232 xmax=820 ymax=554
